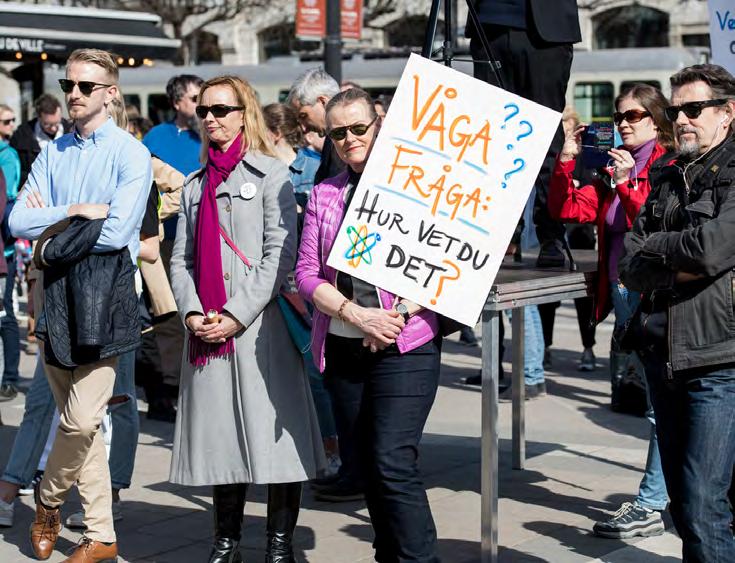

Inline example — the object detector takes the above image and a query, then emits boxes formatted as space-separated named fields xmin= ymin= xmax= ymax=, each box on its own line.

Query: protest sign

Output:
xmin=326 ymin=54 xmax=560 ymax=326
xmin=709 ymin=0 xmax=735 ymax=75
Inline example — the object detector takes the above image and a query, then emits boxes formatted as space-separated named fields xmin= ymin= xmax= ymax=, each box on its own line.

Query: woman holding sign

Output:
xmin=548 ymin=83 xmax=674 ymax=540
xmin=169 ymin=75 xmax=325 ymax=563
xmin=296 ymin=88 xmax=442 ymax=562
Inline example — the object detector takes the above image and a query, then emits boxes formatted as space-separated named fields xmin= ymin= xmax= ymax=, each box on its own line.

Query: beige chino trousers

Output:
xmin=39 ymin=357 xmax=118 ymax=543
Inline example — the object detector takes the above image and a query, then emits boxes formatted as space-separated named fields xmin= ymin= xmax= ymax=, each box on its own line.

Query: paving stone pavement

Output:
xmin=0 ymin=302 xmax=682 ymax=562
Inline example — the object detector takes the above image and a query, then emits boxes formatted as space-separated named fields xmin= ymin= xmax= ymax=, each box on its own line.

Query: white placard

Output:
xmin=709 ymin=0 xmax=735 ymax=75
xmin=326 ymin=54 xmax=560 ymax=326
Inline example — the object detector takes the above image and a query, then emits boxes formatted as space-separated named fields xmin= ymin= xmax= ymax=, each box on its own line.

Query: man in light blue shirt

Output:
xmin=8 ymin=48 xmax=150 ymax=562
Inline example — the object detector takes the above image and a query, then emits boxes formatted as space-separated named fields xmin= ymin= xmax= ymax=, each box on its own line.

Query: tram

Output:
xmin=42 ymin=46 xmax=709 ymax=125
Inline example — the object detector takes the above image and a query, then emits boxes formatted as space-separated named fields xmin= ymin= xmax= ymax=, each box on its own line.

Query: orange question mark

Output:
xmin=431 ymin=259 xmax=461 ymax=305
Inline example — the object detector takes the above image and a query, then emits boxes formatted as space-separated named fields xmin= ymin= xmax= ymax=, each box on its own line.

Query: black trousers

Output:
xmin=324 ymin=335 xmax=441 ymax=563
xmin=471 ymin=25 xmax=573 ymax=244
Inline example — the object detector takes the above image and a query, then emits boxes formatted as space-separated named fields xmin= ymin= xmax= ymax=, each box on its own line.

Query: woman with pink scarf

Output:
xmin=169 ymin=75 xmax=325 ymax=563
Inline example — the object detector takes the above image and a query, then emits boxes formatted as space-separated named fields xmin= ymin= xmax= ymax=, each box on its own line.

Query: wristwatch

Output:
xmin=395 ymin=302 xmax=410 ymax=324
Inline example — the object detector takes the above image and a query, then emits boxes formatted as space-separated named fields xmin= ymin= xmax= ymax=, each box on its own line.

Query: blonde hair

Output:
xmin=67 ymin=49 xmax=119 ymax=83
xmin=198 ymin=75 xmax=275 ymax=161
xmin=108 ymin=91 xmax=128 ymax=130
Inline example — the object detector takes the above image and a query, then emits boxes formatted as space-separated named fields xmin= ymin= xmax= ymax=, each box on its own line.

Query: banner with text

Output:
xmin=709 ymin=0 xmax=735 ymax=75
xmin=295 ymin=0 xmax=363 ymax=41
xmin=326 ymin=54 xmax=561 ymax=326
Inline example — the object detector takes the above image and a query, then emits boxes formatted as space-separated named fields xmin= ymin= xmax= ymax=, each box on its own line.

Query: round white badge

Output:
xmin=239 ymin=182 xmax=257 ymax=200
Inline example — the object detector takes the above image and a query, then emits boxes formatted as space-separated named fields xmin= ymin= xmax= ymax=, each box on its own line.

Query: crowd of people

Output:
xmin=0 ymin=15 xmax=733 ymax=562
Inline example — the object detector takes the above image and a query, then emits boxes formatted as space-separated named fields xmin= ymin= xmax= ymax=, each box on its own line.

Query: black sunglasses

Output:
xmin=0 ymin=118 xmax=15 ymax=125
xmin=665 ymin=99 xmax=729 ymax=122
xmin=195 ymin=104 xmax=244 ymax=119
xmin=58 ymin=79 xmax=111 ymax=96
xmin=613 ymin=109 xmax=651 ymax=126
xmin=327 ymin=117 xmax=378 ymax=141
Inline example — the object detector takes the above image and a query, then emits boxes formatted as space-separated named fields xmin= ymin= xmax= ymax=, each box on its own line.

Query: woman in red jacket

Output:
xmin=549 ymin=82 xmax=673 ymax=364
xmin=549 ymin=83 xmax=674 ymax=538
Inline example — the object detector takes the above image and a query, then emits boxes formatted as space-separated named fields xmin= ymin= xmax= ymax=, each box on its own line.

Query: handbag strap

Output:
xmin=219 ymin=225 xmax=251 ymax=269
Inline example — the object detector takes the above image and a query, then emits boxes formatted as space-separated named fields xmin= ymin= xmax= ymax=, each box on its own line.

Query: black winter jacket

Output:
xmin=34 ymin=217 xmax=140 ymax=369
xmin=9 ymin=118 xmax=73 ymax=189
xmin=619 ymin=135 xmax=735 ymax=373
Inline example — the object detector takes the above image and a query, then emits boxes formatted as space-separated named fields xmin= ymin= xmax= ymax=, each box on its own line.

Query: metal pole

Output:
xmin=481 ymin=308 xmax=499 ymax=562
xmin=512 ymin=307 xmax=526 ymax=470
xmin=324 ymin=0 xmax=342 ymax=84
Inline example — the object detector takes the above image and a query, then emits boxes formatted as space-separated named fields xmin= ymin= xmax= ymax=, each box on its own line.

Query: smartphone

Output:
xmin=581 ymin=121 xmax=615 ymax=170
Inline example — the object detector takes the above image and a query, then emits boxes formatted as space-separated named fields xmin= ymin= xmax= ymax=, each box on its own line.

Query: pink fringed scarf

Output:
xmin=189 ymin=134 xmax=244 ymax=366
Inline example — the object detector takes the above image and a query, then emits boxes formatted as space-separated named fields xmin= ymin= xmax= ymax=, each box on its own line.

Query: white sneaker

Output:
xmin=65 ymin=500 xmax=122 ymax=529
xmin=0 ymin=497 xmax=14 ymax=527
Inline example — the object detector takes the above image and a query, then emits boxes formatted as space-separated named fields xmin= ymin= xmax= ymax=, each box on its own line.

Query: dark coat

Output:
xmin=619 ymin=135 xmax=735 ymax=372
xmin=469 ymin=0 xmax=581 ymax=44
xmin=34 ymin=217 xmax=140 ymax=368
xmin=0 ymin=170 xmax=6 ymax=276
xmin=9 ymin=118 xmax=73 ymax=189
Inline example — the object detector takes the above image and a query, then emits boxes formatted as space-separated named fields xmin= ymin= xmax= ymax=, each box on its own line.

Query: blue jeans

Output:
xmin=1 ymin=355 xmax=55 ymax=486
xmin=324 ymin=335 xmax=441 ymax=563
xmin=1 ymin=257 xmax=20 ymax=386
xmin=506 ymin=306 xmax=545 ymax=386
xmin=2 ymin=351 xmax=139 ymax=490
xmin=610 ymin=281 xmax=667 ymax=510
xmin=641 ymin=355 xmax=735 ymax=563
xmin=306 ymin=361 xmax=337 ymax=439
xmin=109 ymin=351 xmax=139 ymax=490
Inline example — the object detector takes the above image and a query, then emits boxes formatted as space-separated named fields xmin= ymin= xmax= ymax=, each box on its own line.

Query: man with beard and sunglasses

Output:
xmin=619 ymin=64 xmax=735 ymax=562
xmin=141 ymin=74 xmax=202 ymax=423
xmin=8 ymin=48 xmax=151 ymax=562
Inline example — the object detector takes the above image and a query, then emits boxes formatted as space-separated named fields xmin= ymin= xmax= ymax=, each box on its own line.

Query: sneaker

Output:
xmin=536 ymin=240 xmax=566 ymax=268
xmin=65 ymin=500 xmax=123 ymax=529
xmin=458 ymin=327 xmax=479 ymax=347
xmin=19 ymin=470 xmax=44 ymax=496
xmin=0 ymin=497 xmax=14 ymax=527
xmin=499 ymin=383 xmax=539 ymax=401
xmin=535 ymin=381 xmax=547 ymax=396
xmin=0 ymin=384 xmax=18 ymax=402
xmin=578 ymin=347 xmax=597 ymax=372
xmin=313 ymin=479 xmax=365 ymax=502
xmin=593 ymin=501 xmax=665 ymax=539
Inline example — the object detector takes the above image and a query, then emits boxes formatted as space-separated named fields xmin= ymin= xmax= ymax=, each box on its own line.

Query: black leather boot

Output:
xmin=265 ymin=482 xmax=302 ymax=563
xmin=210 ymin=483 xmax=247 ymax=563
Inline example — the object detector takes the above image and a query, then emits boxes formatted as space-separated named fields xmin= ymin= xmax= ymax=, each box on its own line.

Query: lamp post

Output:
xmin=324 ymin=0 xmax=342 ymax=83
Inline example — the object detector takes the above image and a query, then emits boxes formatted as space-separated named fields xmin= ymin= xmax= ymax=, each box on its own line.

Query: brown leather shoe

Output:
xmin=62 ymin=537 xmax=118 ymax=562
xmin=29 ymin=503 xmax=61 ymax=560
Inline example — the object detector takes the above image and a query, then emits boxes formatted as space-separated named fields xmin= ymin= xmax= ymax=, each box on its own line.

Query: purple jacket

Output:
xmin=296 ymin=171 xmax=440 ymax=373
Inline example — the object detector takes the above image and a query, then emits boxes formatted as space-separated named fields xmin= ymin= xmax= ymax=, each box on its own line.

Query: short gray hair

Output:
xmin=287 ymin=68 xmax=340 ymax=107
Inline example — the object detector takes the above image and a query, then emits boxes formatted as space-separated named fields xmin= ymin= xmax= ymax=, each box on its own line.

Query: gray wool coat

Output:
xmin=169 ymin=150 xmax=326 ymax=486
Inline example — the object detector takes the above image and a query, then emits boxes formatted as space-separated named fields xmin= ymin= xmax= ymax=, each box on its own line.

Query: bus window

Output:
xmin=123 ymin=94 xmax=141 ymax=115
xmin=147 ymin=94 xmax=174 ymax=125
xmin=573 ymin=82 xmax=614 ymax=123
xmin=620 ymin=80 xmax=661 ymax=93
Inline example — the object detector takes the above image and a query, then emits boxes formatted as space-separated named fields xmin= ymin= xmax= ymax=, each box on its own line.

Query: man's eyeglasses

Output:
xmin=0 ymin=118 xmax=15 ymax=126
xmin=195 ymin=104 xmax=244 ymax=119
xmin=58 ymin=79 xmax=112 ymax=96
xmin=665 ymin=99 xmax=729 ymax=122
xmin=327 ymin=117 xmax=378 ymax=141
xmin=613 ymin=109 xmax=651 ymax=126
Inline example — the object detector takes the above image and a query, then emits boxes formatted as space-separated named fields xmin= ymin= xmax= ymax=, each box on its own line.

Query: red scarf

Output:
xmin=189 ymin=134 xmax=243 ymax=366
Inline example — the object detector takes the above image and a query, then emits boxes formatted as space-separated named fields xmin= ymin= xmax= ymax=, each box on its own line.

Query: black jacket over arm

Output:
xmin=34 ymin=217 xmax=140 ymax=368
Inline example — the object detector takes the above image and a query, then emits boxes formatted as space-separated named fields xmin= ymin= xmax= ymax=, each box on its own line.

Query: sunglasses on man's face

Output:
xmin=664 ymin=99 xmax=729 ymax=122
xmin=0 ymin=118 xmax=15 ymax=126
xmin=58 ymin=79 xmax=111 ymax=96
xmin=327 ymin=117 xmax=378 ymax=141
xmin=195 ymin=104 xmax=244 ymax=119
xmin=613 ymin=109 xmax=651 ymax=126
